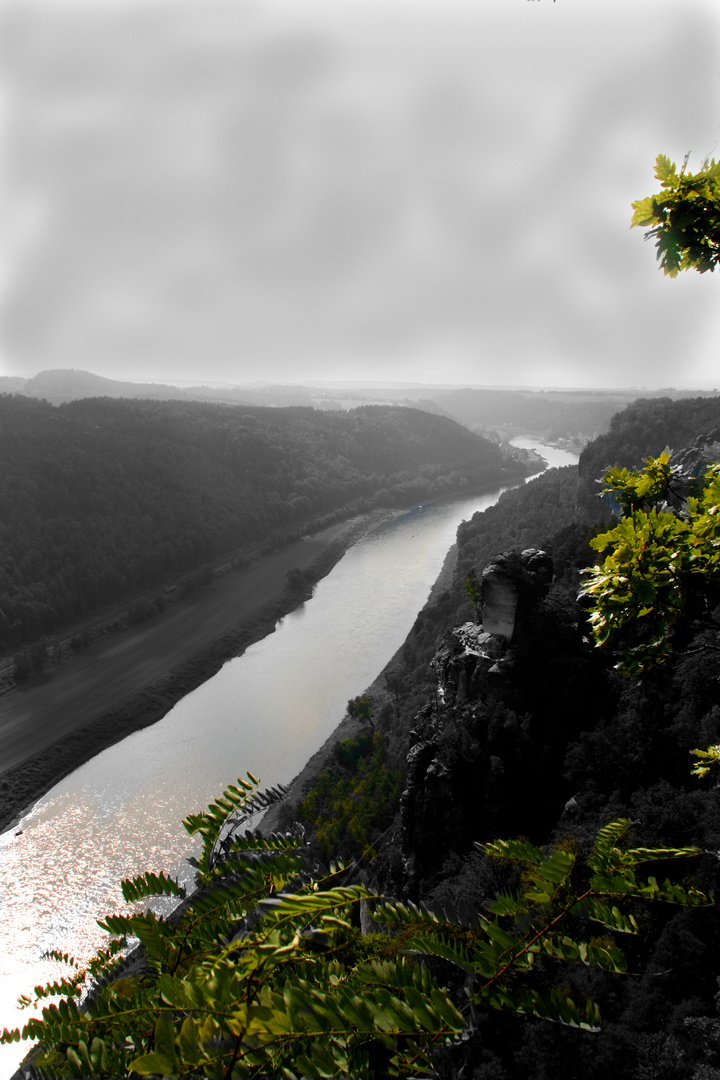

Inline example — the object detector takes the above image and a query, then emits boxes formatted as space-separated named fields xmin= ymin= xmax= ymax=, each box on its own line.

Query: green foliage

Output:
xmin=376 ymin=819 xmax=709 ymax=1036
xmin=3 ymin=766 xmax=711 ymax=1080
xmin=631 ymin=153 xmax=720 ymax=275
xmin=691 ymin=743 xmax=720 ymax=780
xmin=346 ymin=695 xmax=374 ymax=725
xmin=579 ymin=454 xmax=720 ymax=675
xmin=464 ymin=570 xmax=482 ymax=622
xmin=299 ymin=732 xmax=401 ymax=858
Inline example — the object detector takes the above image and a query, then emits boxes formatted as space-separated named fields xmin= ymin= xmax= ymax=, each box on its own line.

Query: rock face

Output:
xmin=400 ymin=548 xmax=554 ymax=895
xmin=401 ymin=717 xmax=455 ymax=889
xmin=434 ymin=547 xmax=553 ymax=709
xmin=431 ymin=622 xmax=509 ymax=711
xmin=481 ymin=547 xmax=553 ymax=643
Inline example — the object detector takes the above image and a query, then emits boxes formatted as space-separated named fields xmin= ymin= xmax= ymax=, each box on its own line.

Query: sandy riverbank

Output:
xmin=0 ymin=509 xmax=402 ymax=835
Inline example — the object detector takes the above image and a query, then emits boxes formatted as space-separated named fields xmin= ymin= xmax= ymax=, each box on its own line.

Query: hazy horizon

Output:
xmin=2 ymin=0 xmax=720 ymax=390
xmin=6 ymin=367 xmax=718 ymax=398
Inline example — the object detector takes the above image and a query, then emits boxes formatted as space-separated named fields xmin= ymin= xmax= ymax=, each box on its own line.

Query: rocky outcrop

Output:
xmin=401 ymin=717 xmax=455 ymax=889
xmin=429 ymin=547 xmax=553 ymax=710
xmin=481 ymin=548 xmax=553 ymax=643
xmin=431 ymin=622 xmax=510 ymax=710
xmin=401 ymin=548 xmax=554 ymax=895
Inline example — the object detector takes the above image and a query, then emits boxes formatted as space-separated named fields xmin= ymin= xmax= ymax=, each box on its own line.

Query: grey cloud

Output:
xmin=2 ymin=0 xmax=720 ymax=386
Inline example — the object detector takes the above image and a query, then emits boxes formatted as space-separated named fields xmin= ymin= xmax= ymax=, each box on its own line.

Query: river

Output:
xmin=0 ymin=439 xmax=577 ymax=1075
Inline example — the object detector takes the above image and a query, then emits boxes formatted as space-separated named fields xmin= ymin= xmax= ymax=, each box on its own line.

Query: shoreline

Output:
xmin=0 ymin=469 xmax=525 ymax=838
xmin=257 ymin=537 xmax=459 ymax=835
xmin=0 ymin=508 xmax=401 ymax=836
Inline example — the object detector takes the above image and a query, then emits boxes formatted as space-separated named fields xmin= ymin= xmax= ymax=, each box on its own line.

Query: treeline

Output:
xmin=288 ymin=395 xmax=720 ymax=1078
xmin=0 ymin=394 xmax=522 ymax=650
xmin=579 ymin=394 xmax=720 ymax=486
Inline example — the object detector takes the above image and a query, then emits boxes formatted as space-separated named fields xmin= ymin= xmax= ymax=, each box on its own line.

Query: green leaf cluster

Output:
xmin=631 ymin=153 xmax=720 ymax=275
xmin=346 ymin=695 xmax=374 ymax=724
xmin=691 ymin=743 xmax=720 ymax=780
xmin=579 ymin=455 xmax=720 ymax=674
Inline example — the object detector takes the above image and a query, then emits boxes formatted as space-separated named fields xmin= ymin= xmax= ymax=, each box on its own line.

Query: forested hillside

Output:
xmin=0 ymin=394 xmax=522 ymax=651
xmin=579 ymin=394 xmax=720 ymax=486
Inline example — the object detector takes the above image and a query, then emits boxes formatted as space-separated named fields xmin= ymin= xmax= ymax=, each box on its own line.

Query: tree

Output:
xmin=579 ymin=453 xmax=720 ymax=675
xmin=347 ymin=694 xmax=374 ymax=727
xmin=631 ymin=153 xmax=720 ymax=276
xmin=2 ymin=777 xmax=710 ymax=1078
xmin=464 ymin=570 xmax=482 ymax=623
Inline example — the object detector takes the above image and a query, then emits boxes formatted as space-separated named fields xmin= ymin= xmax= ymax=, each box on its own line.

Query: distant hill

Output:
xmin=0 ymin=368 xmax=323 ymax=408
xmin=4 ymin=368 xmax=192 ymax=404
xmin=0 ymin=377 xmax=26 ymax=393
xmin=1 ymin=395 xmax=526 ymax=651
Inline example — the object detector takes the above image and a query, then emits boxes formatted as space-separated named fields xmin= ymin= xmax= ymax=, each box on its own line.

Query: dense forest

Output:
xmin=579 ymin=394 xmax=720 ymax=497
xmin=0 ymin=394 xmax=524 ymax=652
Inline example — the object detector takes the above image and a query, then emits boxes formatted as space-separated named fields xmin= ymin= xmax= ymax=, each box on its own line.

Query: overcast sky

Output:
xmin=2 ymin=0 xmax=720 ymax=389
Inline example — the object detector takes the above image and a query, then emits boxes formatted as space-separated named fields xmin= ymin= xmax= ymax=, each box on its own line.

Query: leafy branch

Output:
xmin=375 ymin=819 xmax=709 ymax=1037
xmin=579 ymin=455 xmax=720 ymax=675
xmin=632 ymin=153 xmax=720 ymax=276
xmin=3 ymin=772 xmax=711 ymax=1078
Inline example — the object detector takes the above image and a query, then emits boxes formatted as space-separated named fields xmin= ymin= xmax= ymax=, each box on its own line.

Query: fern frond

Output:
xmin=402 ymin=933 xmax=481 ymax=976
xmin=370 ymin=897 xmax=441 ymax=930
xmin=481 ymin=837 xmax=545 ymax=865
xmin=480 ymin=981 xmax=601 ymax=1031
xmin=225 ymin=831 xmax=302 ymax=853
xmin=587 ymin=819 xmax=633 ymax=871
xmin=635 ymin=875 xmax=712 ymax=906
xmin=28 ymin=977 xmax=85 ymax=1003
xmin=40 ymin=950 xmax=80 ymax=969
xmin=571 ymin=895 xmax=640 ymax=933
xmin=626 ymin=845 xmax=702 ymax=863
xmin=530 ymin=933 xmax=627 ymax=973
xmin=488 ymin=890 xmax=525 ymax=917
xmin=256 ymin=883 xmax=372 ymax=920
xmin=97 ymin=913 xmax=136 ymax=938
xmin=354 ymin=956 xmax=438 ymax=996
xmin=183 ymin=776 xmax=290 ymax=882
xmin=121 ymin=870 xmax=186 ymax=904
